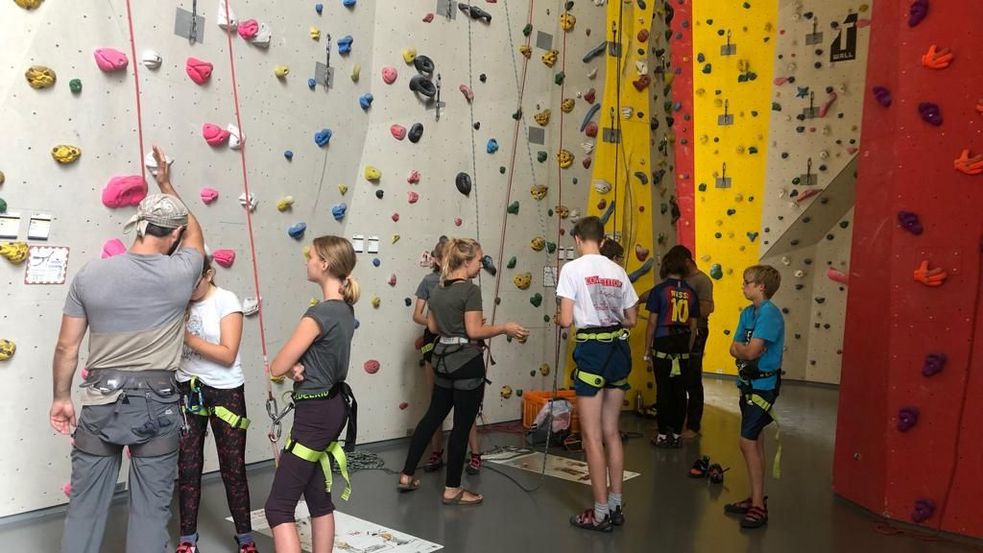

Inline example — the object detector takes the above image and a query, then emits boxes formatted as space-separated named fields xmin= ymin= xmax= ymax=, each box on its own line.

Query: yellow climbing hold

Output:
xmin=513 ymin=272 xmax=532 ymax=290
xmin=0 ymin=241 xmax=29 ymax=264
xmin=276 ymin=196 xmax=295 ymax=211
xmin=530 ymin=184 xmax=548 ymax=200
xmin=371 ymin=296 xmax=381 ymax=308
xmin=338 ymin=184 xmax=349 ymax=195
xmin=351 ymin=64 xmax=361 ymax=82
xmin=530 ymin=236 xmax=546 ymax=252
xmin=539 ymin=363 xmax=551 ymax=376
xmin=541 ymin=49 xmax=558 ymax=68
xmin=303 ymin=245 xmax=311 ymax=259
xmin=14 ymin=0 xmax=43 ymax=9
xmin=274 ymin=65 xmax=290 ymax=78
xmin=392 ymin=234 xmax=400 ymax=244
xmin=557 ymin=149 xmax=574 ymax=169
xmin=519 ymin=44 xmax=532 ymax=59
xmin=555 ymin=205 xmax=570 ymax=219
xmin=533 ymin=109 xmax=551 ymax=126
xmin=560 ymin=12 xmax=576 ymax=31
xmin=560 ymin=98 xmax=575 ymax=113
xmin=500 ymin=385 xmax=513 ymax=399
xmin=0 ymin=339 xmax=15 ymax=361
xmin=310 ymin=26 xmax=321 ymax=40
xmin=364 ymin=166 xmax=381 ymax=182
xmin=0 ymin=171 xmax=5 ymax=185
xmin=51 ymin=145 xmax=81 ymax=164
xmin=25 ymin=65 xmax=56 ymax=89
xmin=402 ymin=48 xmax=417 ymax=63
xmin=309 ymin=297 xmax=320 ymax=306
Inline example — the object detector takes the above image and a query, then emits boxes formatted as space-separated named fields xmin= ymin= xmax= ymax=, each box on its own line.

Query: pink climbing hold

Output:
xmin=363 ymin=359 xmax=380 ymax=374
xmin=93 ymin=48 xmax=129 ymax=72
xmin=454 ymin=217 xmax=463 ymax=227
xmin=774 ymin=76 xmax=789 ymax=86
xmin=186 ymin=57 xmax=214 ymax=84
xmin=399 ymin=401 xmax=409 ymax=410
xmin=388 ymin=273 xmax=397 ymax=286
xmin=827 ymin=267 xmax=849 ymax=285
xmin=202 ymin=123 xmax=231 ymax=146
xmin=422 ymin=13 xmax=434 ymax=22
xmin=583 ymin=88 xmax=596 ymax=104
xmin=237 ymin=19 xmax=259 ymax=40
xmin=459 ymin=84 xmax=474 ymax=102
xmin=407 ymin=170 xmax=421 ymax=184
xmin=101 ymin=238 xmax=127 ymax=259
xmin=391 ymin=212 xmax=400 ymax=222
xmin=200 ymin=187 xmax=219 ymax=204
xmin=102 ymin=175 xmax=148 ymax=208
xmin=585 ymin=121 xmax=598 ymax=137
xmin=213 ymin=249 xmax=236 ymax=268
xmin=381 ymin=66 xmax=398 ymax=84
xmin=62 ymin=482 xmax=72 ymax=497
xmin=390 ymin=124 xmax=407 ymax=140
xmin=407 ymin=190 xmax=419 ymax=204
xmin=819 ymin=91 xmax=838 ymax=118
xmin=795 ymin=188 xmax=821 ymax=203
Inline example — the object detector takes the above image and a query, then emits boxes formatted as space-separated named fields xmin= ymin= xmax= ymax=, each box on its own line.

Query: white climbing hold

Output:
xmin=144 ymin=150 xmax=173 ymax=177
xmin=217 ymin=0 xmax=237 ymax=30
xmin=238 ymin=192 xmax=257 ymax=212
xmin=140 ymin=50 xmax=162 ymax=69
xmin=227 ymin=124 xmax=244 ymax=150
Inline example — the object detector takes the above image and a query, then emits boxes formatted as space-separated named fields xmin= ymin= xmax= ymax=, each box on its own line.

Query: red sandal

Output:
xmin=741 ymin=505 xmax=768 ymax=529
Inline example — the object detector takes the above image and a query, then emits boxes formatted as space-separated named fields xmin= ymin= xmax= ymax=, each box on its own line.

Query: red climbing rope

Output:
xmin=122 ymin=0 xmax=147 ymax=183
xmin=220 ymin=0 xmax=279 ymax=461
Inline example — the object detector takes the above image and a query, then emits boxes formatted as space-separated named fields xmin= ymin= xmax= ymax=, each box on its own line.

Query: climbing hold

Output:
xmin=500 ymin=385 xmax=513 ymax=399
xmin=0 ymin=242 xmax=29 ymax=264
xmin=634 ymin=244 xmax=650 ymax=262
xmin=481 ymin=255 xmax=497 ymax=276
xmin=14 ymin=0 xmax=43 ymax=9
xmin=331 ymin=203 xmax=347 ymax=221
xmin=274 ymin=65 xmax=290 ymax=78
xmin=276 ymin=196 xmax=295 ymax=211
xmin=310 ymin=26 xmax=321 ymax=40
xmin=101 ymin=175 xmax=147 ymax=208
xmin=390 ymin=124 xmax=407 ymax=141
xmin=314 ymin=128 xmax=333 ymax=148
xmin=554 ymin=72 xmax=566 ymax=85
xmin=363 ymin=359 xmax=380 ymax=374
xmin=519 ymin=44 xmax=532 ymax=59
xmin=24 ymin=65 xmax=56 ymax=89
xmin=455 ymin=172 xmax=472 ymax=196
xmin=364 ymin=166 xmax=381 ymax=182
xmin=633 ymin=171 xmax=649 ymax=185
xmin=506 ymin=257 xmax=517 ymax=269
xmin=911 ymin=499 xmax=935 ymax=523
xmin=513 ymin=272 xmax=532 ymax=290
xmin=0 ymin=339 xmax=15 ymax=362
xmin=632 ymin=74 xmax=651 ymax=92
xmin=283 ymin=150 xmax=294 ymax=161
xmin=338 ymin=184 xmax=348 ymax=195
xmin=101 ymin=238 xmax=126 ymax=259
xmin=582 ymin=41 xmax=606 ymax=63
xmin=200 ymin=188 xmax=219 ymax=204
xmin=351 ymin=64 xmax=361 ymax=82
xmin=542 ymin=49 xmax=559 ymax=68
xmin=227 ymin=125 xmax=244 ymax=150
xmin=201 ymin=123 xmax=230 ymax=146
xmin=557 ymin=149 xmax=574 ymax=169
xmin=308 ymin=78 xmax=317 ymax=89
xmin=560 ymin=12 xmax=576 ymax=31
xmin=186 ymin=57 xmax=214 ymax=84
xmin=583 ymin=88 xmax=596 ymax=104
xmin=534 ymin=109 xmax=552 ymax=126
xmin=454 ymin=217 xmax=463 ymax=226
xmin=409 ymin=74 xmax=436 ymax=97
xmin=921 ymin=44 xmax=953 ymax=69
xmin=51 ymin=145 xmax=81 ymax=164
xmin=459 ymin=84 xmax=474 ymax=102
xmin=917 ymin=102 xmax=942 ymax=126
xmin=458 ymin=3 xmax=492 ymax=22
xmin=506 ymin=201 xmax=519 ymax=215
xmin=213 ymin=249 xmax=236 ymax=268
xmin=407 ymin=170 xmax=421 ymax=184
xmin=141 ymin=50 xmax=162 ymax=69
xmin=402 ymin=48 xmax=417 ymax=64
xmin=315 ymin=3 xmax=323 ymax=14
xmin=239 ymin=192 xmax=258 ymax=212
xmin=709 ymin=264 xmax=723 ymax=280
xmin=391 ymin=212 xmax=400 ymax=222
xmin=357 ymin=93 xmax=374 ymax=111
xmin=69 ymin=79 xmax=82 ymax=93
xmin=908 ymin=0 xmax=929 ymax=27
xmin=826 ymin=267 xmax=849 ymax=285
xmin=381 ymin=66 xmax=398 ymax=84
xmin=922 ymin=353 xmax=945 ymax=377
xmin=408 ymin=123 xmax=424 ymax=143
xmin=913 ymin=260 xmax=947 ymax=286
xmin=288 ymin=222 xmax=307 ymax=240
xmin=372 ymin=257 xmax=381 ymax=268
xmin=530 ymin=236 xmax=545 ymax=251
xmin=237 ymin=19 xmax=259 ymax=40
xmin=407 ymin=190 xmax=419 ymax=204
xmin=376 ymin=190 xmax=385 ymax=199
xmin=954 ymin=149 xmax=983 ymax=175
xmin=539 ymin=363 xmax=551 ymax=377
xmin=546 ymin=242 xmax=556 ymax=254
xmin=561 ymin=98 xmax=575 ymax=113
xmin=251 ymin=23 xmax=273 ymax=47
xmin=585 ymin=121 xmax=598 ymax=138
xmin=530 ymin=185 xmax=547 ymax=200
xmin=486 ymin=139 xmax=499 ymax=154
xmin=93 ymin=48 xmax=128 ymax=72
xmin=897 ymin=211 xmax=923 ymax=235
xmin=593 ymin=180 xmax=612 ymax=194
xmin=342 ymin=0 xmax=356 ymax=7
xmin=530 ymin=293 xmax=543 ymax=307
xmin=337 ymin=35 xmax=353 ymax=55
xmin=871 ymin=86 xmax=891 ymax=107
xmin=413 ymin=55 xmax=435 ymax=75
xmin=897 ymin=406 xmax=919 ymax=432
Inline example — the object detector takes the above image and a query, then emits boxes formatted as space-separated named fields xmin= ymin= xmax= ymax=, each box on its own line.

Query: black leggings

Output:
xmin=685 ymin=327 xmax=709 ymax=431
xmin=177 ymin=382 xmax=251 ymax=536
xmin=653 ymin=333 xmax=691 ymax=435
xmin=264 ymin=394 xmax=347 ymax=528
xmin=402 ymin=358 xmax=484 ymax=488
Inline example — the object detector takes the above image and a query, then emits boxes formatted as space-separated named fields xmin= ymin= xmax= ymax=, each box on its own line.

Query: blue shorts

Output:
xmin=572 ymin=339 xmax=632 ymax=397
xmin=739 ymin=388 xmax=778 ymax=440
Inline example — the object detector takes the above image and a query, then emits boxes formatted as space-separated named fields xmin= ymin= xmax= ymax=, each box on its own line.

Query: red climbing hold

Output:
xmin=363 ymin=359 xmax=380 ymax=374
xmin=913 ymin=260 xmax=947 ymax=287
xmin=954 ymin=149 xmax=983 ymax=175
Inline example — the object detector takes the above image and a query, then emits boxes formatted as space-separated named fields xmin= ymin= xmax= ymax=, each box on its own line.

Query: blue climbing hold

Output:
xmin=338 ymin=35 xmax=353 ymax=55
xmin=308 ymin=78 xmax=317 ymax=89
xmin=315 ymin=3 xmax=323 ymax=14
xmin=342 ymin=0 xmax=356 ymax=7
xmin=314 ymin=128 xmax=333 ymax=147
xmin=486 ymin=138 xmax=499 ymax=154
xmin=353 ymin=318 xmax=360 ymax=329
xmin=359 ymin=93 xmax=373 ymax=110
xmin=372 ymin=258 xmax=381 ymax=267
xmin=288 ymin=222 xmax=307 ymax=239
xmin=331 ymin=203 xmax=347 ymax=221
xmin=284 ymin=150 xmax=294 ymax=160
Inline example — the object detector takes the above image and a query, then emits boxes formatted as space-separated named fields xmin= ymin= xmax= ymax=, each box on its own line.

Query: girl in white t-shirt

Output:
xmin=175 ymin=258 xmax=257 ymax=553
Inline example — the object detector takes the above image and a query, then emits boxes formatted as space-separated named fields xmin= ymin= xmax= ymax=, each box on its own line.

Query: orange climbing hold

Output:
xmin=954 ymin=149 xmax=983 ymax=175
xmin=976 ymin=97 xmax=983 ymax=115
xmin=913 ymin=260 xmax=947 ymax=287
xmin=920 ymin=45 xmax=953 ymax=69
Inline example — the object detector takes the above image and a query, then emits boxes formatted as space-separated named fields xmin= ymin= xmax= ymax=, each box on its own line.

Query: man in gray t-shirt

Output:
xmin=49 ymin=147 xmax=206 ymax=553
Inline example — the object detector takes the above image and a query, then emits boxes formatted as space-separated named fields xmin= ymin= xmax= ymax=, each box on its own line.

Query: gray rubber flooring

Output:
xmin=2 ymin=378 xmax=980 ymax=552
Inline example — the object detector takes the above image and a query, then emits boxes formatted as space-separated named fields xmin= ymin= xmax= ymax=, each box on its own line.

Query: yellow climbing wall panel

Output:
xmin=691 ymin=0 xmax=777 ymax=375
xmin=573 ymin=0 xmax=656 ymax=404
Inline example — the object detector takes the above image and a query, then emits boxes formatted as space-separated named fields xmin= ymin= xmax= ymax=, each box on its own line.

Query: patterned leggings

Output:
xmin=177 ymin=382 xmax=252 ymax=536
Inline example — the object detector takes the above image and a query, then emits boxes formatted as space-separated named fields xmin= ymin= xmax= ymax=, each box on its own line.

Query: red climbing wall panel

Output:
xmin=833 ymin=0 xmax=983 ymax=538
xmin=669 ymin=0 xmax=695 ymax=252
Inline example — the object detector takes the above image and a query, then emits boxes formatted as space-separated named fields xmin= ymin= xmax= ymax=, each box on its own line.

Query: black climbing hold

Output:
xmin=839 ymin=221 xmax=850 ymax=229
xmin=408 ymin=122 xmax=424 ymax=143
xmin=404 ymin=297 xmax=412 ymax=306
xmin=409 ymin=74 xmax=436 ymax=97
xmin=413 ymin=55 xmax=435 ymax=75
xmin=481 ymin=255 xmax=497 ymax=275
xmin=634 ymin=171 xmax=649 ymax=185
xmin=456 ymin=172 xmax=472 ymax=196
xmin=473 ymin=122 xmax=481 ymax=130
xmin=479 ymin=73 xmax=487 ymax=83
xmin=375 ymin=189 xmax=385 ymax=199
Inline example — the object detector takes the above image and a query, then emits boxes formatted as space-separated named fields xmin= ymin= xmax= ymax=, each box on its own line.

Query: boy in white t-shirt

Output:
xmin=556 ymin=216 xmax=639 ymax=532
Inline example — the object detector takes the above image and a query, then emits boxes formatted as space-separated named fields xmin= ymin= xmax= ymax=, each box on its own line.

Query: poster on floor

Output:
xmin=483 ymin=447 xmax=641 ymax=484
xmin=233 ymin=501 xmax=443 ymax=553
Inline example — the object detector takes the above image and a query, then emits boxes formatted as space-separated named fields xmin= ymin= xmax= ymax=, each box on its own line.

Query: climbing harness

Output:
xmin=182 ymin=377 xmax=250 ymax=430
xmin=571 ymin=326 xmax=630 ymax=389
xmin=738 ymin=370 xmax=783 ymax=479
xmin=653 ymin=350 xmax=692 ymax=377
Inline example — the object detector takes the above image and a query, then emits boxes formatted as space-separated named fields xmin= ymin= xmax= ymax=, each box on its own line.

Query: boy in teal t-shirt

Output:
xmin=725 ymin=265 xmax=784 ymax=530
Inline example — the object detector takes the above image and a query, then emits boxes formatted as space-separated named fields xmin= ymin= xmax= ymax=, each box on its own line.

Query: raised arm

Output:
xmin=152 ymin=145 xmax=205 ymax=257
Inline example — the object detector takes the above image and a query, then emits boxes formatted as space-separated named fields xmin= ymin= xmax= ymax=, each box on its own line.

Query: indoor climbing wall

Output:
xmin=0 ymin=0 xmax=601 ymax=516
xmin=758 ymin=1 xmax=871 ymax=383
xmin=833 ymin=0 xmax=983 ymax=539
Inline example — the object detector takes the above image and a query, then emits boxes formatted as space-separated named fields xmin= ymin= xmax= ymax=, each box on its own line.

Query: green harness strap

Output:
xmin=574 ymin=328 xmax=629 ymax=342
xmin=420 ymin=342 xmax=435 ymax=355
xmin=653 ymin=351 xmax=691 ymax=377
xmin=573 ymin=369 xmax=629 ymax=389
xmin=184 ymin=379 xmax=251 ymax=429
xmin=745 ymin=391 xmax=782 ymax=480
xmin=284 ymin=438 xmax=352 ymax=501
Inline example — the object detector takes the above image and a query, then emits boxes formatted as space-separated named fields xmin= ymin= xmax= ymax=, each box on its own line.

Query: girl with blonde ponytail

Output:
xmin=265 ymin=235 xmax=359 ymax=553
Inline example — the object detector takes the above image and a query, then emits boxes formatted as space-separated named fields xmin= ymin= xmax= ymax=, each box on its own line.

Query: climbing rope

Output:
xmin=122 ymin=0 xmax=147 ymax=185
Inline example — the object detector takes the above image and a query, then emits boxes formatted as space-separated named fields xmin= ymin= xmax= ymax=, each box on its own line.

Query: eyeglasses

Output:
xmin=742 ymin=280 xmax=755 ymax=286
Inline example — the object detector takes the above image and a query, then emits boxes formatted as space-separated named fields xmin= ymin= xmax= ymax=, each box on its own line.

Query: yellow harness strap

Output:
xmin=653 ymin=351 xmax=691 ymax=377
xmin=284 ymin=438 xmax=352 ymax=501
xmin=746 ymin=392 xmax=782 ymax=479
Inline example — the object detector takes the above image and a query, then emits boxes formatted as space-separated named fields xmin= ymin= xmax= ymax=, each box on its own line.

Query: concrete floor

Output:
xmin=2 ymin=378 xmax=980 ymax=552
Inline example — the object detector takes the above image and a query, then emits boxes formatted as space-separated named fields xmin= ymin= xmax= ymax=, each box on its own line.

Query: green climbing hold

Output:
xmin=660 ymin=203 xmax=668 ymax=215
xmin=565 ymin=1 xmax=574 ymax=10
xmin=0 ymin=198 xmax=7 ymax=213
xmin=554 ymin=72 xmax=565 ymax=85
xmin=546 ymin=242 xmax=556 ymax=254
xmin=523 ymin=24 xmax=533 ymax=36
xmin=702 ymin=63 xmax=712 ymax=74
xmin=530 ymin=293 xmax=543 ymax=307
xmin=512 ymin=109 xmax=522 ymax=120
xmin=657 ymin=232 xmax=667 ymax=245
xmin=507 ymin=201 xmax=520 ymax=214
xmin=506 ymin=256 xmax=517 ymax=269
xmin=537 ymin=151 xmax=548 ymax=163
xmin=547 ymin=208 xmax=555 ymax=217
xmin=698 ymin=183 xmax=707 ymax=192
xmin=543 ymin=315 xmax=551 ymax=323
xmin=714 ymin=232 xmax=722 ymax=239
xmin=634 ymin=171 xmax=649 ymax=185
xmin=747 ymin=232 xmax=759 ymax=242
xmin=792 ymin=176 xmax=801 ymax=185
xmin=499 ymin=166 xmax=506 ymax=174
xmin=748 ymin=146 xmax=758 ymax=154
xmin=516 ymin=389 xmax=524 ymax=397
xmin=709 ymin=264 xmax=723 ymax=280
xmin=743 ymin=1 xmax=751 ymax=8
xmin=772 ymin=102 xmax=782 ymax=111
xmin=726 ymin=208 xmax=736 ymax=216
xmin=69 ymin=78 xmax=82 ymax=93
xmin=697 ymin=53 xmax=705 ymax=63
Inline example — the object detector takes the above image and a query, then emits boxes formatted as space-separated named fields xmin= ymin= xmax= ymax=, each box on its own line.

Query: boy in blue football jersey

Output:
xmin=725 ymin=265 xmax=784 ymax=529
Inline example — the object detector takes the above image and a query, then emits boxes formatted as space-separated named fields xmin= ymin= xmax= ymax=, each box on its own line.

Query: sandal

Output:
xmin=724 ymin=496 xmax=767 ymax=515
xmin=740 ymin=505 xmax=768 ymax=528
xmin=569 ymin=508 xmax=613 ymax=533
xmin=396 ymin=476 xmax=421 ymax=492
xmin=688 ymin=456 xmax=711 ymax=478
xmin=465 ymin=452 xmax=482 ymax=475
xmin=708 ymin=463 xmax=729 ymax=484
xmin=423 ymin=450 xmax=444 ymax=472
xmin=442 ymin=488 xmax=483 ymax=505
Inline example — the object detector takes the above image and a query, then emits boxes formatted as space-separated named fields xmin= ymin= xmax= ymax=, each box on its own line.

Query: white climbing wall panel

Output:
xmin=0 ymin=0 xmax=604 ymax=516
